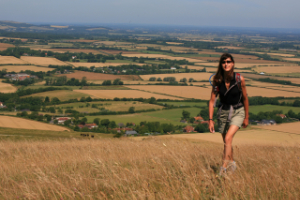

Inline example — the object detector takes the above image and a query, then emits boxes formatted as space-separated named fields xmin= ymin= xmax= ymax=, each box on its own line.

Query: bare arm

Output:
xmin=241 ymin=76 xmax=249 ymax=128
xmin=209 ymin=87 xmax=216 ymax=132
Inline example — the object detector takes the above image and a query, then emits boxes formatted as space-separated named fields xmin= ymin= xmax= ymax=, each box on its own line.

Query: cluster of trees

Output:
xmin=16 ymin=111 xmax=52 ymax=122
xmin=45 ymin=76 xmax=88 ymax=86
xmin=134 ymin=121 xmax=177 ymax=134
xmin=102 ymin=79 xmax=124 ymax=86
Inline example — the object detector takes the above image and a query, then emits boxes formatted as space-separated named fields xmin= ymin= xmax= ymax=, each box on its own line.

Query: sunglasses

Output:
xmin=222 ymin=60 xmax=233 ymax=64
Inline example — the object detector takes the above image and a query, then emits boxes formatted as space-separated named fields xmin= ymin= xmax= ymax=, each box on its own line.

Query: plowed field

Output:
xmin=0 ymin=115 xmax=69 ymax=131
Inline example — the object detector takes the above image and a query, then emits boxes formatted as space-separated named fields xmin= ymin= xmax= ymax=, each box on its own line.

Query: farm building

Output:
xmin=194 ymin=116 xmax=204 ymax=122
xmin=276 ymin=114 xmax=286 ymax=119
xmin=113 ymin=127 xmax=133 ymax=133
xmin=77 ymin=123 xmax=98 ymax=129
xmin=56 ymin=117 xmax=72 ymax=124
xmin=183 ymin=126 xmax=195 ymax=133
xmin=125 ymin=130 xmax=138 ymax=136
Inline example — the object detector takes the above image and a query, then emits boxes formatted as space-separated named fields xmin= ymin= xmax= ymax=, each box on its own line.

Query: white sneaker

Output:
xmin=227 ymin=161 xmax=237 ymax=173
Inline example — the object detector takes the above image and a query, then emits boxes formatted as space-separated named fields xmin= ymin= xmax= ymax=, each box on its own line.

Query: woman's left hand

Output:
xmin=242 ymin=118 xmax=248 ymax=128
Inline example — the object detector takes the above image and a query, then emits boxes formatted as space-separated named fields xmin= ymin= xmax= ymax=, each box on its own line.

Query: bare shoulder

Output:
xmin=240 ymin=75 xmax=245 ymax=82
xmin=240 ymin=75 xmax=246 ymax=86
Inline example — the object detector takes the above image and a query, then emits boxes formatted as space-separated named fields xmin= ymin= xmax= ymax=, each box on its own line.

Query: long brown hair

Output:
xmin=213 ymin=53 xmax=235 ymax=85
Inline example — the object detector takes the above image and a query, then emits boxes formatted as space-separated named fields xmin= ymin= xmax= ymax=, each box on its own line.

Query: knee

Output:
xmin=225 ymin=136 xmax=232 ymax=145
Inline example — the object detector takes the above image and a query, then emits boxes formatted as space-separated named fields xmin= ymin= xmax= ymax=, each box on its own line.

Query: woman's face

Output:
xmin=221 ymin=57 xmax=234 ymax=72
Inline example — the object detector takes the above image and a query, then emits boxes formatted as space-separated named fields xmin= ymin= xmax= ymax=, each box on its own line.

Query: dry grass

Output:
xmin=257 ymin=121 xmax=300 ymax=135
xmin=152 ymin=128 xmax=300 ymax=146
xmin=0 ymin=137 xmax=299 ymax=199
xmin=0 ymin=79 xmax=17 ymax=93
xmin=140 ymin=73 xmax=212 ymax=81
xmin=0 ymin=56 xmax=28 ymax=65
xmin=0 ymin=115 xmax=69 ymax=131
xmin=57 ymin=71 xmax=140 ymax=81
xmin=126 ymin=85 xmax=212 ymax=100
xmin=74 ymin=89 xmax=183 ymax=100
xmin=20 ymin=56 xmax=68 ymax=66
xmin=0 ymin=65 xmax=52 ymax=72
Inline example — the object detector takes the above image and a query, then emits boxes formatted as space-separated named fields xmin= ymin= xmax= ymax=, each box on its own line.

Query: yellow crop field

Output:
xmin=126 ymin=85 xmax=212 ymax=100
xmin=195 ymin=62 xmax=287 ymax=69
xmin=166 ymin=42 xmax=184 ymax=45
xmin=0 ymin=115 xmax=69 ymax=131
xmin=0 ymin=56 xmax=28 ymax=65
xmin=246 ymin=86 xmax=300 ymax=97
xmin=27 ymin=90 xmax=90 ymax=101
xmin=253 ymin=66 xmax=300 ymax=74
xmin=0 ymin=65 xmax=52 ymax=72
xmin=69 ymin=62 xmax=144 ymax=68
xmin=257 ymin=122 xmax=300 ymax=135
xmin=140 ymin=72 xmax=212 ymax=81
xmin=74 ymin=89 xmax=183 ymax=100
xmin=20 ymin=56 xmax=68 ymax=66
xmin=283 ymin=57 xmax=300 ymax=62
xmin=243 ymin=73 xmax=300 ymax=85
xmin=122 ymin=53 xmax=205 ymax=63
xmin=183 ymin=65 xmax=252 ymax=73
xmin=0 ymin=80 xmax=17 ymax=93
xmin=48 ymin=48 xmax=101 ymax=54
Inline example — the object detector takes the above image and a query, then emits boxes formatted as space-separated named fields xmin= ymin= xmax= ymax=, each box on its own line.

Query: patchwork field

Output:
xmin=0 ymin=80 xmax=17 ymax=93
xmin=0 ymin=43 xmax=14 ymax=51
xmin=126 ymin=85 xmax=212 ymax=100
xmin=249 ymin=105 xmax=300 ymax=114
xmin=257 ymin=121 xmax=300 ymax=135
xmin=20 ymin=56 xmax=68 ymax=66
xmin=140 ymin=72 xmax=212 ymax=81
xmin=0 ymin=115 xmax=69 ymax=131
xmin=74 ymin=89 xmax=183 ymax=100
xmin=195 ymin=62 xmax=287 ymax=68
xmin=216 ymin=46 xmax=245 ymax=50
xmin=0 ymin=56 xmax=28 ymax=65
xmin=0 ymin=65 xmax=52 ymax=72
xmin=57 ymin=71 xmax=140 ymax=81
xmin=26 ymin=90 xmax=90 ymax=101
xmin=69 ymin=62 xmax=144 ymax=68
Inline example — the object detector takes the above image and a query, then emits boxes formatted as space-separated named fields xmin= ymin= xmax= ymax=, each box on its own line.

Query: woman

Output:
xmin=208 ymin=53 xmax=249 ymax=175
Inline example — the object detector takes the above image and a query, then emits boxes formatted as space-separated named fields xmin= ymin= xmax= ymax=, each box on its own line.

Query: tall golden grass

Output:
xmin=1 ymin=138 xmax=299 ymax=199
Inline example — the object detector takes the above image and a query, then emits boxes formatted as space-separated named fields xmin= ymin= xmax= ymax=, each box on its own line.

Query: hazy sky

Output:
xmin=1 ymin=0 xmax=299 ymax=29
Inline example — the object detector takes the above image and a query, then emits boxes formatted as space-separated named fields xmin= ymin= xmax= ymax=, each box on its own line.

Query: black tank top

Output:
xmin=218 ymin=73 xmax=243 ymax=109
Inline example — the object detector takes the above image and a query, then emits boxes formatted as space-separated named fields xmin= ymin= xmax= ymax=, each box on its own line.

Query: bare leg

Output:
xmin=222 ymin=125 xmax=239 ymax=168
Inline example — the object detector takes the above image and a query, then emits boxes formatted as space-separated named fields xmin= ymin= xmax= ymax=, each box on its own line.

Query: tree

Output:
xmin=101 ymin=119 xmax=110 ymax=127
xmin=93 ymin=118 xmax=100 ymax=125
xmin=149 ymin=97 xmax=156 ymax=104
xmin=81 ymin=117 xmax=88 ymax=124
xmin=64 ymin=119 xmax=72 ymax=126
xmin=51 ymin=97 xmax=60 ymax=104
xmin=129 ymin=107 xmax=135 ymax=113
xmin=44 ymin=96 xmax=50 ymax=103
xmin=195 ymin=124 xmax=206 ymax=133
xmin=157 ymin=77 xmax=162 ymax=81
xmin=182 ymin=110 xmax=190 ymax=120
xmin=109 ymin=121 xmax=117 ymax=128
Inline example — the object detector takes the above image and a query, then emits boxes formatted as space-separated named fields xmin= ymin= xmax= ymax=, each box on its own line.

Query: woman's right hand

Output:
xmin=209 ymin=121 xmax=215 ymax=133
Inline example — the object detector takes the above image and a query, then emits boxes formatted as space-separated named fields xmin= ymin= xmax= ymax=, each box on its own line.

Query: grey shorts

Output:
xmin=218 ymin=106 xmax=245 ymax=134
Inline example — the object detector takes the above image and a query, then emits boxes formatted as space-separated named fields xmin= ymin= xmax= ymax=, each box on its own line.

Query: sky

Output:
xmin=1 ymin=0 xmax=300 ymax=29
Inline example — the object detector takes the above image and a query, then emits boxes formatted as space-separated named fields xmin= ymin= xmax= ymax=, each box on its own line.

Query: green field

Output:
xmin=85 ymin=107 xmax=202 ymax=125
xmin=249 ymin=104 xmax=300 ymax=114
